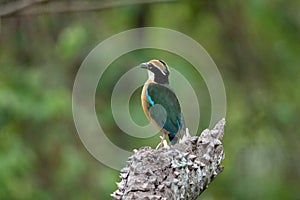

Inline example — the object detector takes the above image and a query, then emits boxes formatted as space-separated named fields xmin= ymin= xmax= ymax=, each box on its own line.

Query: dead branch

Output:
xmin=112 ymin=119 xmax=226 ymax=200
xmin=0 ymin=0 xmax=177 ymax=18
xmin=0 ymin=0 xmax=48 ymax=17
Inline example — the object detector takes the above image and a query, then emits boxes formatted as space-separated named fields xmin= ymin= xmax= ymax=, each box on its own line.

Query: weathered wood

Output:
xmin=112 ymin=119 xmax=225 ymax=200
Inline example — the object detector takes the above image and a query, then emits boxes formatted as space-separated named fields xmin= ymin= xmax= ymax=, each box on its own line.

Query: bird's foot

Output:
xmin=185 ymin=127 xmax=190 ymax=137
xmin=155 ymin=136 xmax=169 ymax=149
xmin=179 ymin=128 xmax=190 ymax=143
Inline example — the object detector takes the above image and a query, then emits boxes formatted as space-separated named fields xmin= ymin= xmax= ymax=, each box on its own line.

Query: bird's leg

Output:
xmin=178 ymin=128 xmax=190 ymax=143
xmin=161 ymin=133 xmax=166 ymax=145
xmin=156 ymin=133 xmax=168 ymax=149
xmin=185 ymin=127 xmax=190 ymax=137
xmin=155 ymin=140 xmax=162 ymax=149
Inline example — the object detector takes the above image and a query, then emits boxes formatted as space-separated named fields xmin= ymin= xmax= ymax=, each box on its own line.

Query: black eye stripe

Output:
xmin=148 ymin=63 xmax=155 ymax=68
xmin=148 ymin=63 xmax=162 ymax=71
xmin=148 ymin=61 xmax=170 ymax=76
xmin=158 ymin=60 xmax=166 ymax=66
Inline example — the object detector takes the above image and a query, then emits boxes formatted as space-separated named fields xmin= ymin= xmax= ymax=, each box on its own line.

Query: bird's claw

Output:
xmin=179 ymin=128 xmax=190 ymax=143
xmin=155 ymin=136 xmax=169 ymax=149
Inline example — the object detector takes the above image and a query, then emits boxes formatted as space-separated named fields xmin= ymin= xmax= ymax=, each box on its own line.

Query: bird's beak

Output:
xmin=140 ymin=62 xmax=149 ymax=69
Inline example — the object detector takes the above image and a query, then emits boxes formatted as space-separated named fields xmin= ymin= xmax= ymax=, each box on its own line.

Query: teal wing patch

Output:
xmin=146 ymin=83 xmax=182 ymax=137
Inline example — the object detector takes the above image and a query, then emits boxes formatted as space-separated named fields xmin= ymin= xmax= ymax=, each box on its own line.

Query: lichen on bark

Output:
xmin=112 ymin=119 xmax=225 ymax=200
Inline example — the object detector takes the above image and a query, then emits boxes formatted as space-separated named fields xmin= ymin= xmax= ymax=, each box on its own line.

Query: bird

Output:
xmin=140 ymin=59 xmax=186 ymax=147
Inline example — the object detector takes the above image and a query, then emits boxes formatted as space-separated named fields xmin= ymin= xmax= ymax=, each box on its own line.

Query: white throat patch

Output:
xmin=147 ymin=70 xmax=155 ymax=81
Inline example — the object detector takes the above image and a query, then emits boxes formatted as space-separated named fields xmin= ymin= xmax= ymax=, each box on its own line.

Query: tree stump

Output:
xmin=112 ymin=119 xmax=226 ymax=200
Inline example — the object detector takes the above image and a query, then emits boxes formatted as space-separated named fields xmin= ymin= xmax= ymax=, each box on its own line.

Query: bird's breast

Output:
xmin=141 ymin=80 xmax=154 ymax=120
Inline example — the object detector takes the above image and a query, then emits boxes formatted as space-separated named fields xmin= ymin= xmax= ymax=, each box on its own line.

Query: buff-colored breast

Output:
xmin=141 ymin=80 xmax=170 ymax=135
xmin=141 ymin=80 xmax=153 ymax=120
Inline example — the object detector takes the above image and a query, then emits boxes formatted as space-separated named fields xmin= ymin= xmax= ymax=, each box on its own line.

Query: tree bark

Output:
xmin=0 ymin=0 xmax=176 ymax=17
xmin=112 ymin=119 xmax=226 ymax=200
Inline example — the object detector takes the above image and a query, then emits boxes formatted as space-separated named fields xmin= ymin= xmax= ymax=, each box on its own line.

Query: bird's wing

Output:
xmin=146 ymin=83 xmax=182 ymax=136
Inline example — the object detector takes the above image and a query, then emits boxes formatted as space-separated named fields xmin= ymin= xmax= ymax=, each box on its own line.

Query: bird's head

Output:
xmin=140 ymin=59 xmax=170 ymax=84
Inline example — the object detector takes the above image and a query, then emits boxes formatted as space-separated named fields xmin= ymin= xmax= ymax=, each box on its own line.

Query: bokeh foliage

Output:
xmin=0 ymin=0 xmax=300 ymax=199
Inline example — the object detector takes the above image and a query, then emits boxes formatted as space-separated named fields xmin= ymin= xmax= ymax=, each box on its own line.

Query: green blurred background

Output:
xmin=1 ymin=0 xmax=300 ymax=199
